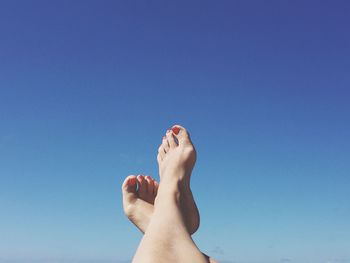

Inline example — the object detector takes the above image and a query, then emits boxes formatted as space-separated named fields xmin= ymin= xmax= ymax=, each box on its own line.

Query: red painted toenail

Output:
xmin=129 ymin=177 xmax=136 ymax=185
xmin=172 ymin=126 xmax=180 ymax=135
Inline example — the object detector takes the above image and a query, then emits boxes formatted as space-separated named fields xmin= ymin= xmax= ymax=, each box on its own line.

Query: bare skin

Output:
xmin=122 ymin=128 xmax=200 ymax=235
xmin=122 ymin=175 xmax=217 ymax=263
xmin=129 ymin=125 xmax=216 ymax=263
xmin=122 ymin=174 xmax=158 ymax=233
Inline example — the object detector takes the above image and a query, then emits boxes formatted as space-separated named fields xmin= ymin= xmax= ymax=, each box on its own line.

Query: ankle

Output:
xmin=155 ymin=179 xmax=192 ymax=211
xmin=160 ymin=173 xmax=191 ymax=192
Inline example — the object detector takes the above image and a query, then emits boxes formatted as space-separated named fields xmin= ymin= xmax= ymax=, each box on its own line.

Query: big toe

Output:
xmin=122 ymin=175 xmax=138 ymax=203
xmin=171 ymin=125 xmax=192 ymax=145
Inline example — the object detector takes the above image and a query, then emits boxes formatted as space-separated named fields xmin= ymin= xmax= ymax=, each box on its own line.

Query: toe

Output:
xmin=137 ymin=175 xmax=148 ymax=200
xmin=122 ymin=175 xmax=137 ymax=195
xmin=122 ymin=175 xmax=138 ymax=212
xmin=162 ymin=136 xmax=170 ymax=152
xmin=171 ymin=124 xmax=192 ymax=145
xmin=145 ymin=176 xmax=154 ymax=193
xmin=145 ymin=176 xmax=155 ymax=203
xmin=166 ymin=129 xmax=177 ymax=148
xmin=157 ymin=152 xmax=163 ymax=163
xmin=153 ymin=180 xmax=159 ymax=196
xmin=157 ymin=145 xmax=165 ymax=159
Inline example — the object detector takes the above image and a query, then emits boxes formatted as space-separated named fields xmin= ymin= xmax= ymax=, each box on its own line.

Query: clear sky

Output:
xmin=0 ymin=1 xmax=349 ymax=263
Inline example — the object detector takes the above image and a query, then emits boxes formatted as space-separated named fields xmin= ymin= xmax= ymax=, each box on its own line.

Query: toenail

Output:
xmin=129 ymin=177 xmax=136 ymax=185
xmin=172 ymin=126 xmax=180 ymax=135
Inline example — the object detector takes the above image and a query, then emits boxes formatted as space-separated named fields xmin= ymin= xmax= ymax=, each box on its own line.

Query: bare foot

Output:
xmin=156 ymin=124 xmax=200 ymax=234
xmin=122 ymin=172 xmax=199 ymax=234
xmin=122 ymin=125 xmax=199 ymax=234
xmin=122 ymin=174 xmax=158 ymax=233
xmin=122 ymin=125 xmax=217 ymax=263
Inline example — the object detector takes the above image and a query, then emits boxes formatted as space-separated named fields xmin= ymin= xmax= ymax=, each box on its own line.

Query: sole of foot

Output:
xmin=122 ymin=174 xmax=158 ymax=233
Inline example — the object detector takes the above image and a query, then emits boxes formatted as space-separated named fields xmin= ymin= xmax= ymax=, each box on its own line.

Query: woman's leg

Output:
xmin=133 ymin=180 xmax=207 ymax=262
xmin=122 ymin=175 xmax=218 ymax=263
xmin=132 ymin=125 xmax=208 ymax=263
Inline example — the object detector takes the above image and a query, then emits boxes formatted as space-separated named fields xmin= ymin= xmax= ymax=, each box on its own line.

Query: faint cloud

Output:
xmin=118 ymin=152 xmax=145 ymax=165
xmin=212 ymin=246 xmax=225 ymax=255
xmin=280 ymin=258 xmax=292 ymax=263
xmin=118 ymin=152 xmax=130 ymax=162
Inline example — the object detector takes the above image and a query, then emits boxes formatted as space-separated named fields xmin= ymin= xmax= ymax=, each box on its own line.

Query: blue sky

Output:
xmin=0 ymin=1 xmax=349 ymax=262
